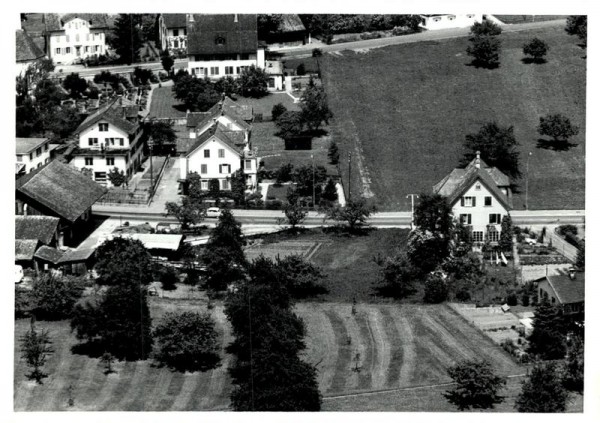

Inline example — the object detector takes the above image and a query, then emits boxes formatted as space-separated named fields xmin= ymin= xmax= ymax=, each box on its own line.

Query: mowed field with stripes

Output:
xmin=14 ymin=299 xmax=526 ymax=411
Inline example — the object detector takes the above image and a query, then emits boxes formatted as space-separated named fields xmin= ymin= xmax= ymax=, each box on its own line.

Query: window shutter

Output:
xmin=473 ymin=197 xmax=476 ymax=207
xmin=461 ymin=197 xmax=464 ymax=207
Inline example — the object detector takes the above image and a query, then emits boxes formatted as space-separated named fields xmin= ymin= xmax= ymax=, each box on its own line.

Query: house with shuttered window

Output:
xmin=433 ymin=151 xmax=512 ymax=244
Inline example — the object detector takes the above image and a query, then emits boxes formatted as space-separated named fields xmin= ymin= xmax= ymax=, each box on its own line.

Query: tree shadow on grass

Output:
xmin=521 ymin=57 xmax=547 ymax=65
xmin=536 ymin=138 xmax=578 ymax=151
xmin=321 ymin=225 xmax=375 ymax=237
xmin=464 ymin=61 xmax=500 ymax=70
xmin=71 ymin=340 xmax=106 ymax=358
xmin=155 ymin=352 xmax=222 ymax=373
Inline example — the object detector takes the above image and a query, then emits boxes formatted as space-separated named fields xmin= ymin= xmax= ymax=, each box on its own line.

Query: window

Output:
xmin=86 ymin=34 xmax=89 ymax=41
xmin=245 ymin=159 xmax=252 ymax=170
xmin=55 ymin=48 xmax=61 ymax=55
xmin=201 ymin=164 xmax=207 ymax=174
xmin=174 ymin=39 xmax=179 ymax=48
xmin=201 ymin=180 xmax=209 ymax=190
xmin=461 ymin=196 xmax=476 ymax=207
xmin=225 ymin=66 xmax=234 ymax=75
xmin=76 ymin=34 xmax=80 ymax=42
xmin=37 ymin=162 xmax=42 ymax=169
xmin=95 ymin=45 xmax=99 ymax=52
xmin=268 ymin=78 xmax=275 ymax=88
xmin=488 ymin=231 xmax=499 ymax=242
xmin=66 ymin=47 xmax=71 ymax=54
xmin=221 ymin=179 xmax=230 ymax=190
xmin=66 ymin=35 xmax=70 ymax=42
xmin=472 ymin=231 xmax=484 ymax=242
xmin=44 ymin=144 xmax=49 ymax=151
xmin=16 ymin=155 xmax=22 ymax=162
xmin=88 ymin=137 xmax=98 ymax=146
xmin=218 ymin=149 xmax=225 ymax=158
xmin=173 ymin=29 xmax=179 ymax=36
xmin=36 ymin=147 xmax=42 ymax=157
xmin=184 ymin=29 xmax=187 ymax=36
xmin=475 ymin=183 xmax=481 ymax=190
xmin=215 ymin=36 xmax=226 ymax=46
xmin=204 ymin=149 xmax=210 ymax=158
xmin=459 ymin=214 xmax=472 ymax=225
xmin=210 ymin=67 xmax=220 ymax=76
xmin=45 ymin=158 xmax=49 ymax=164
xmin=29 ymin=153 xmax=33 ymax=160
xmin=484 ymin=196 xmax=492 ymax=206
xmin=105 ymin=138 xmax=114 ymax=146
xmin=219 ymin=164 xmax=231 ymax=174
xmin=85 ymin=46 xmax=89 ymax=53
xmin=99 ymin=123 xmax=109 ymax=131
xmin=119 ymin=138 xmax=124 ymax=146
xmin=106 ymin=157 xmax=114 ymax=166
xmin=85 ymin=157 xmax=94 ymax=166
xmin=94 ymin=171 xmax=106 ymax=181
xmin=236 ymin=67 xmax=241 ymax=74
xmin=489 ymin=214 xmax=502 ymax=224
xmin=433 ymin=17 xmax=441 ymax=22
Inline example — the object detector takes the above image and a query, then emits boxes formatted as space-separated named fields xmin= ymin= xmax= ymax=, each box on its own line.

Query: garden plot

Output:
xmin=244 ymin=240 xmax=322 ymax=262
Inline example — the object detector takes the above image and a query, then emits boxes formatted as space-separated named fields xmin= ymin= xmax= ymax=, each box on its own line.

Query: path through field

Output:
xmin=14 ymin=302 xmax=524 ymax=411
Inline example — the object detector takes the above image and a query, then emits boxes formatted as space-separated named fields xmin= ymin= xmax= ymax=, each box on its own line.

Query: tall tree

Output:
xmin=537 ymin=113 xmax=579 ymax=143
xmin=63 ymin=73 xmax=88 ymax=99
xmin=165 ymin=197 xmax=205 ymax=229
xmin=201 ymin=209 xmax=247 ymax=291
xmin=300 ymin=76 xmax=333 ymax=131
xmin=576 ymin=241 xmax=585 ymax=270
xmin=527 ymin=300 xmax=567 ymax=360
xmin=172 ymin=74 xmax=221 ymax=111
xmin=144 ymin=119 xmax=177 ymax=154
xmin=94 ymin=238 xmax=155 ymax=286
xmin=462 ymin=122 xmax=521 ymax=179
xmin=257 ymin=14 xmax=284 ymax=40
xmin=562 ymin=335 xmax=584 ymax=393
xmin=522 ymin=38 xmax=549 ymax=63
xmin=275 ymin=111 xmax=305 ymax=139
xmin=565 ymin=15 xmax=587 ymax=47
xmin=444 ymin=360 xmax=506 ymax=410
xmin=414 ymin=194 xmax=454 ymax=237
xmin=515 ymin=362 xmax=569 ymax=412
xmin=326 ymin=196 xmax=376 ymax=232
xmin=328 ymin=140 xmax=340 ymax=164
xmin=239 ymin=65 xmax=269 ymax=98
xmin=498 ymin=214 xmax=514 ymax=252
xmin=30 ymin=274 xmax=85 ymax=320
xmin=466 ymin=35 xmax=502 ymax=69
xmin=470 ymin=20 xmax=502 ymax=36
xmin=20 ymin=325 xmax=53 ymax=384
xmin=111 ymin=14 xmax=143 ymax=64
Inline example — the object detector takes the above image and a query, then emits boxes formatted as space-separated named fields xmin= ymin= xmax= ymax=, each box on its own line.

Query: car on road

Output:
xmin=206 ymin=207 xmax=222 ymax=218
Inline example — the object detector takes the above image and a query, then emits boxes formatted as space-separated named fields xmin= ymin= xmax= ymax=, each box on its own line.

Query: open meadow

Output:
xmin=320 ymin=22 xmax=586 ymax=211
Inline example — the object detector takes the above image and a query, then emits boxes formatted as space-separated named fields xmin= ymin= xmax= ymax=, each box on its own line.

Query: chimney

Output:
xmin=234 ymin=14 xmax=238 ymax=23
xmin=188 ymin=14 xmax=194 ymax=23
xmin=568 ymin=267 xmax=576 ymax=280
xmin=475 ymin=151 xmax=481 ymax=169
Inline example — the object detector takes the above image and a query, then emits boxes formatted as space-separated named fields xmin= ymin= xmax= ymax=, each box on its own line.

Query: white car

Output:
xmin=206 ymin=207 xmax=222 ymax=218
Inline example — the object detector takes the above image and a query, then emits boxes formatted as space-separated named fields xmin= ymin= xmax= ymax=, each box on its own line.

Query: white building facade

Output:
xmin=419 ymin=14 xmax=483 ymax=30
xmin=16 ymin=138 xmax=52 ymax=175
xmin=46 ymin=15 xmax=108 ymax=65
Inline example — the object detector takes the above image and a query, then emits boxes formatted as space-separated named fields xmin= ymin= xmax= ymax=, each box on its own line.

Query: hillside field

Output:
xmin=321 ymin=23 xmax=586 ymax=211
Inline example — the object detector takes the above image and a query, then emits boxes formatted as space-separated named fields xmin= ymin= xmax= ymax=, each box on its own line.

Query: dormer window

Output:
xmin=475 ymin=183 xmax=481 ymax=190
xmin=215 ymin=36 xmax=226 ymax=46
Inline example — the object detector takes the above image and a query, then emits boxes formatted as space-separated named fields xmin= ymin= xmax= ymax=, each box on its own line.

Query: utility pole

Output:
xmin=406 ymin=194 xmax=419 ymax=230
xmin=311 ymin=153 xmax=316 ymax=209
xmin=149 ymin=139 xmax=154 ymax=195
xmin=525 ymin=152 xmax=532 ymax=210
xmin=348 ymin=152 xmax=352 ymax=201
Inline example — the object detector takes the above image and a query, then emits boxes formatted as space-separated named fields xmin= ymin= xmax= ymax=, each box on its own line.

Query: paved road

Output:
xmin=92 ymin=206 xmax=583 ymax=229
xmin=278 ymin=19 xmax=567 ymax=58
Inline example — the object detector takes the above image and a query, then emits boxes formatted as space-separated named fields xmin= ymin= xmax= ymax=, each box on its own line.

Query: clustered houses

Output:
xmin=43 ymin=14 xmax=110 ymax=65
xmin=178 ymin=97 xmax=258 ymax=192
xmin=16 ymin=137 xmax=53 ymax=176
xmin=15 ymin=29 xmax=45 ymax=77
xmin=70 ymin=98 xmax=144 ymax=186
xmin=433 ymin=151 xmax=512 ymax=244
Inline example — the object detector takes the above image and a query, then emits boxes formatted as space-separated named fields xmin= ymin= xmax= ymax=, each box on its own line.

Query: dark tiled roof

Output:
xmin=545 ymin=273 xmax=585 ymax=305
xmin=163 ymin=14 xmax=187 ymax=28
xmin=58 ymin=247 xmax=95 ymax=263
xmin=75 ymin=99 xmax=138 ymax=135
xmin=187 ymin=14 xmax=258 ymax=55
xmin=186 ymin=112 xmax=210 ymax=128
xmin=433 ymin=157 xmax=511 ymax=210
xmin=34 ymin=245 xmax=64 ymax=264
xmin=15 ymin=216 xmax=59 ymax=245
xmin=16 ymin=30 xmax=45 ymax=63
xmin=16 ymin=137 xmax=48 ymax=154
xmin=44 ymin=13 xmax=109 ymax=32
xmin=185 ymin=122 xmax=245 ymax=156
xmin=16 ymin=160 xmax=107 ymax=223
xmin=222 ymin=97 xmax=253 ymax=122
xmin=21 ymin=14 xmax=46 ymax=35
xmin=279 ymin=15 xmax=306 ymax=33
xmin=215 ymin=123 xmax=246 ymax=146
xmin=15 ymin=239 xmax=39 ymax=261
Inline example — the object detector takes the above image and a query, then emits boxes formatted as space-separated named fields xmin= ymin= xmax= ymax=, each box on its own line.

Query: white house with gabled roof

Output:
xmin=44 ymin=14 xmax=109 ymax=65
xmin=433 ymin=151 xmax=512 ymax=244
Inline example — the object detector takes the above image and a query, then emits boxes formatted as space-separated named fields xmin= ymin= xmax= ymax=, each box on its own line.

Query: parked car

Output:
xmin=206 ymin=207 xmax=222 ymax=218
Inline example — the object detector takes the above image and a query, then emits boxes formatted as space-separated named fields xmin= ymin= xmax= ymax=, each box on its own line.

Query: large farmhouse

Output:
xmin=433 ymin=152 xmax=512 ymax=244
xmin=70 ymin=98 xmax=144 ymax=186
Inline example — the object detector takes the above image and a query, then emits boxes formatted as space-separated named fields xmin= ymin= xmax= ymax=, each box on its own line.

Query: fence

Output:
xmin=547 ymin=230 xmax=579 ymax=262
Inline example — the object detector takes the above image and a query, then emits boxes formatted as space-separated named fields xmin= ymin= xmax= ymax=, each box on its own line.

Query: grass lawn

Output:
xmin=147 ymin=86 xmax=187 ymax=120
xmin=234 ymin=92 xmax=300 ymax=118
xmin=251 ymin=121 xmax=338 ymax=176
xmin=321 ymin=23 xmax=585 ymax=211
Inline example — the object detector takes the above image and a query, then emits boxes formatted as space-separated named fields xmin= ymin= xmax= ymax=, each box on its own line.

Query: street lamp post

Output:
xmin=348 ymin=152 xmax=352 ymax=201
xmin=406 ymin=194 xmax=419 ymax=230
xmin=525 ymin=152 xmax=532 ymax=210
xmin=311 ymin=154 xmax=316 ymax=209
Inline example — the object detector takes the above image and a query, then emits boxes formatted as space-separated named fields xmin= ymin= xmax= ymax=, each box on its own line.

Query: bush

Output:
xmin=31 ymin=274 xmax=86 ymax=320
xmin=312 ymin=48 xmax=323 ymax=57
xmin=557 ymin=225 xmax=578 ymax=237
xmin=423 ymin=271 xmax=449 ymax=303
xmin=158 ymin=266 xmax=179 ymax=290
xmin=296 ymin=63 xmax=306 ymax=76
xmin=506 ymin=292 xmax=518 ymax=306
xmin=153 ymin=311 xmax=220 ymax=372
xmin=271 ymin=103 xmax=287 ymax=121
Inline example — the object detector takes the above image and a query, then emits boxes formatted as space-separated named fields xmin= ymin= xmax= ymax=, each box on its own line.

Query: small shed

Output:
xmin=33 ymin=245 xmax=65 ymax=272
xmin=537 ymin=270 xmax=585 ymax=315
